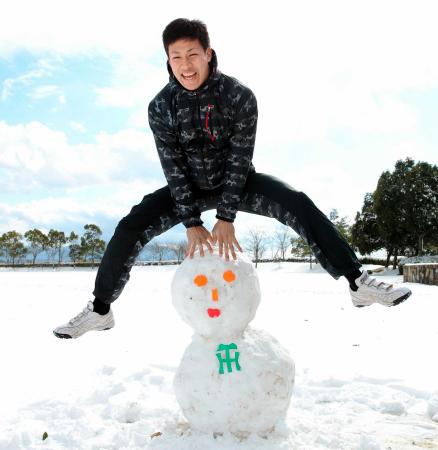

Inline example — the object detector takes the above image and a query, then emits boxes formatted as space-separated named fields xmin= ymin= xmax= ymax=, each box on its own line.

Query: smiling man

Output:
xmin=169 ymin=39 xmax=212 ymax=90
xmin=53 ymin=18 xmax=412 ymax=339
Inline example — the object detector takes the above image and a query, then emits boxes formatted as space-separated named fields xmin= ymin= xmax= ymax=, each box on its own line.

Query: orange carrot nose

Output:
xmin=212 ymin=288 xmax=219 ymax=302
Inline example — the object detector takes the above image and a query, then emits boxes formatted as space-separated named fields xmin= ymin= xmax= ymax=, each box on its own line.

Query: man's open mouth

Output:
xmin=182 ymin=72 xmax=197 ymax=80
xmin=207 ymin=308 xmax=221 ymax=318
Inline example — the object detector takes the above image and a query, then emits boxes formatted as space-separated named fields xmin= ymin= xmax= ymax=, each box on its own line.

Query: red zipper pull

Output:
xmin=205 ymin=103 xmax=216 ymax=142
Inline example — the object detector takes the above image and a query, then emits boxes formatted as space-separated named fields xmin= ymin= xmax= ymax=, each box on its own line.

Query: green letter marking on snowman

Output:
xmin=216 ymin=343 xmax=241 ymax=374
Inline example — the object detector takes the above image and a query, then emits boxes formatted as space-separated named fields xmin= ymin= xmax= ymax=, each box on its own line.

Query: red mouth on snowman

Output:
xmin=193 ymin=271 xmax=237 ymax=319
xmin=207 ymin=308 xmax=221 ymax=318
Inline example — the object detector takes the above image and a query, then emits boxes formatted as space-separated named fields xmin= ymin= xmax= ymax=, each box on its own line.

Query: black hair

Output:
xmin=162 ymin=18 xmax=210 ymax=55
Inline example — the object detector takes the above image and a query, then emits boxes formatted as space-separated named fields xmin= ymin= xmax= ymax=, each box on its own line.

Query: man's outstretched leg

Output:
xmin=238 ymin=172 xmax=411 ymax=307
xmin=53 ymin=186 xmax=179 ymax=339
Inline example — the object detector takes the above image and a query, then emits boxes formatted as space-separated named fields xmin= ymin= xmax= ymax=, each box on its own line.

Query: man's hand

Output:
xmin=211 ymin=220 xmax=243 ymax=261
xmin=186 ymin=226 xmax=214 ymax=258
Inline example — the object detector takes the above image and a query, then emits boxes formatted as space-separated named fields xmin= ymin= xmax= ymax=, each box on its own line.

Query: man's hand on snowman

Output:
xmin=186 ymin=225 xmax=214 ymax=258
xmin=211 ymin=220 xmax=243 ymax=261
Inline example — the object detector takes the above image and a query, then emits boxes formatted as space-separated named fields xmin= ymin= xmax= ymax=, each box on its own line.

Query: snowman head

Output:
xmin=171 ymin=249 xmax=261 ymax=339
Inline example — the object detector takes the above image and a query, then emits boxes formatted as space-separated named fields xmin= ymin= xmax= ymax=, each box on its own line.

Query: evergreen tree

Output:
xmin=406 ymin=161 xmax=438 ymax=255
xmin=371 ymin=158 xmax=437 ymax=267
xmin=373 ymin=159 xmax=413 ymax=267
xmin=290 ymin=236 xmax=315 ymax=268
xmin=69 ymin=244 xmax=82 ymax=265
xmin=47 ymin=229 xmax=68 ymax=265
xmin=329 ymin=209 xmax=352 ymax=244
xmin=80 ymin=224 xmax=105 ymax=266
xmin=69 ymin=231 xmax=79 ymax=244
xmin=351 ymin=193 xmax=385 ymax=256
xmin=0 ymin=234 xmax=6 ymax=262
xmin=1 ymin=231 xmax=27 ymax=265
xmin=24 ymin=229 xmax=48 ymax=265
xmin=68 ymin=231 xmax=81 ymax=265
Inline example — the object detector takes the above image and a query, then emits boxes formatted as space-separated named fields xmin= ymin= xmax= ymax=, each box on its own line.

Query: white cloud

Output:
xmin=0 ymin=121 xmax=162 ymax=192
xmin=28 ymin=84 xmax=61 ymax=100
xmin=1 ymin=56 xmax=61 ymax=100
xmin=2 ymin=71 xmax=38 ymax=100
xmin=0 ymin=178 xmax=164 ymax=235
xmin=1 ymin=79 xmax=14 ymax=101
xmin=94 ymin=70 xmax=164 ymax=108
xmin=69 ymin=121 xmax=86 ymax=133
xmin=0 ymin=0 xmax=167 ymax=57
xmin=0 ymin=203 xmax=29 ymax=233
xmin=330 ymin=92 xmax=420 ymax=134
xmin=95 ymin=86 xmax=137 ymax=109
xmin=94 ymin=58 xmax=168 ymax=131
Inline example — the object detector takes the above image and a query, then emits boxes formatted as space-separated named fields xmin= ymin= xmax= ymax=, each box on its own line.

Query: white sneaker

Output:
xmin=350 ymin=271 xmax=411 ymax=307
xmin=53 ymin=301 xmax=115 ymax=339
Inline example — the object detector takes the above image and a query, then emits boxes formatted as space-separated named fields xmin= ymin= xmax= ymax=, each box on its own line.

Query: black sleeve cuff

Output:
xmin=184 ymin=218 xmax=204 ymax=228
xmin=215 ymin=214 xmax=234 ymax=223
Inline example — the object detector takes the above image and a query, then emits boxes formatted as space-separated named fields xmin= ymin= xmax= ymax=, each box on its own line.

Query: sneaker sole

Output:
xmin=53 ymin=327 xmax=113 ymax=339
xmin=392 ymin=290 xmax=411 ymax=306
xmin=354 ymin=290 xmax=412 ymax=308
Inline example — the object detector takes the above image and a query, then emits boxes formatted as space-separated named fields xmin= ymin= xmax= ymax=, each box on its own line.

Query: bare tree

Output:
xmin=268 ymin=236 xmax=278 ymax=260
xmin=149 ymin=240 xmax=167 ymax=263
xmin=273 ymin=226 xmax=293 ymax=261
xmin=244 ymin=228 xmax=267 ymax=268
xmin=169 ymin=240 xmax=187 ymax=263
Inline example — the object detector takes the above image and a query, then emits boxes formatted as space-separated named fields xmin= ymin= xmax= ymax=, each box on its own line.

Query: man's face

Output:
xmin=168 ymin=38 xmax=212 ymax=91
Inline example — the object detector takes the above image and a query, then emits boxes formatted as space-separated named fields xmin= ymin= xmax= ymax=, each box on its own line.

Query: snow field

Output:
xmin=0 ymin=263 xmax=437 ymax=449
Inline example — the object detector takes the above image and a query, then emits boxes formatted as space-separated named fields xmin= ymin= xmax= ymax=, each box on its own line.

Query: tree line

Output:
xmin=0 ymin=224 xmax=105 ymax=266
xmin=2 ymin=158 xmax=436 ymax=268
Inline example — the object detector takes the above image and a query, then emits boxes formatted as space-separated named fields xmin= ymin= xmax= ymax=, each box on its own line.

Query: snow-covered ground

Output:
xmin=1 ymin=262 xmax=437 ymax=450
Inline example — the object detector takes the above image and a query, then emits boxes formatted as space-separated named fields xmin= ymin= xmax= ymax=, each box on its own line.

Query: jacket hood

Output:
xmin=167 ymin=49 xmax=221 ymax=93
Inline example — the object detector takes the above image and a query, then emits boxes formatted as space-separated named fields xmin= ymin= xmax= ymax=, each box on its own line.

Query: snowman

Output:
xmin=172 ymin=249 xmax=295 ymax=436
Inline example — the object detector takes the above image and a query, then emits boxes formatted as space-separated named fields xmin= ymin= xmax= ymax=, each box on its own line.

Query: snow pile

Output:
xmin=399 ymin=255 xmax=438 ymax=266
xmin=428 ymin=395 xmax=438 ymax=422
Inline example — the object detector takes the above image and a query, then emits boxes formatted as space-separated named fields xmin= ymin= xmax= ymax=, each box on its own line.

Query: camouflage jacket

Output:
xmin=148 ymin=50 xmax=258 ymax=228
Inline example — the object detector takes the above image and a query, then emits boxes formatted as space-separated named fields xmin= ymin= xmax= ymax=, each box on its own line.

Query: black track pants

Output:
xmin=93 ymin=172 xmax=361 ymax=303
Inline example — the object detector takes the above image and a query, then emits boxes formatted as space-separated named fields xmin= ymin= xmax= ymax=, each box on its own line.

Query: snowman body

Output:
xmin=172 ymin=251 xmax=294 ymax=434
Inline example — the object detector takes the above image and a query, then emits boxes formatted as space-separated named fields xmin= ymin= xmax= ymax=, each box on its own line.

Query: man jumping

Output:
xmin=53 ymin=18 xmax=411 ymax=339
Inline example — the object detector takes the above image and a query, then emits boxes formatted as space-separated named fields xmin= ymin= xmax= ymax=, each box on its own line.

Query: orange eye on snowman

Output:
xmin=193 ymin=271 xmax=236 ymax=286
xmin=193 ymin=274 xmax=208 ymax=287
xmin=193 ymin=271 xmax=236 ymax=318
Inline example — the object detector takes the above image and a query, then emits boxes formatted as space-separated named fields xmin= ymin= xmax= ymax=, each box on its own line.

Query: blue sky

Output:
xmin=1 ymin=0 xmax=437 ymax=247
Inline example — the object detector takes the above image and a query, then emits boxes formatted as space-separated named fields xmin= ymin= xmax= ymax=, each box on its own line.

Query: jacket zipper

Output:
xmin=195 ymin=93 xmax=210 ymax=187
xmin=205 ymin=104 xmax=215 ymax=142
